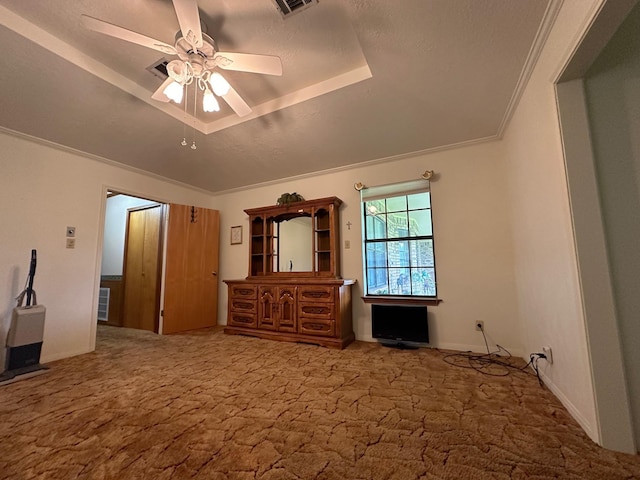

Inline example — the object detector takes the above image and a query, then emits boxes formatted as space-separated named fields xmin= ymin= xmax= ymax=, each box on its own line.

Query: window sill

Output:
xmin=361 ymin=296 xmax=442 ymax=306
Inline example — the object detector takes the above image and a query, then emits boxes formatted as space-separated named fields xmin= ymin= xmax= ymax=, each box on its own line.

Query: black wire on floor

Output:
xmin=440 ymin=326 xmax=546 ymax=386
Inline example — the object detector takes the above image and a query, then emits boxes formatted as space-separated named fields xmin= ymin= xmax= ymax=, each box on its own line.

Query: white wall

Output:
xmin=101 ymin=195 xmax=156 ymax=276
xmin=501 ymin=0 xmax=603 ymax=445
xmin=584 ymin=2 xmax=640 ymax=449
xmin=216 ymin=140 xmax=522 ymax=355
xmin=0 ymin=131 xmax=218 ymax=370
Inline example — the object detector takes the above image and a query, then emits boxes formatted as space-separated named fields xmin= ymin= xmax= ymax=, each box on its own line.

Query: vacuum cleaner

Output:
xmin=0 ymin=249 xmax=48 ymax=385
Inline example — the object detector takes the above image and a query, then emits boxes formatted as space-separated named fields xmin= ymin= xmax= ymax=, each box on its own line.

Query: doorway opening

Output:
xmin=99 ymin=191 xmax=166 ymax=333
xmin=97 ymin=190 xmax=221 ymax=337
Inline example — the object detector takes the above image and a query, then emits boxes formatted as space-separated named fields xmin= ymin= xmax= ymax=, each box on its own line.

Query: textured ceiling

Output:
xmin=0 ymin=0 xmax=551 ymax=193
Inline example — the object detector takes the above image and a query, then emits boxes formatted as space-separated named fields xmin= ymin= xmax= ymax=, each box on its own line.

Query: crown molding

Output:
xmin=496 ymin=0 xmax=565 ymax=137
xmin=0 ymin=126 xmax=215 ymax=196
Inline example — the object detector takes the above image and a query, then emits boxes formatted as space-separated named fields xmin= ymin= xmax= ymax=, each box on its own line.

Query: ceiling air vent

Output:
xmin=272 ymin=0 xmax=317 ymax=18
xmin=146 ymin=59 xmax=169 ymax=80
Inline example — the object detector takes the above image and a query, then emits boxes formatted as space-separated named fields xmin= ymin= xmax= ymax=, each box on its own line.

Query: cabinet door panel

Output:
xmin=258 ymin=287 xmax=277 ymax=330
xmin=277 ymin=287 xmax=297 ymax=332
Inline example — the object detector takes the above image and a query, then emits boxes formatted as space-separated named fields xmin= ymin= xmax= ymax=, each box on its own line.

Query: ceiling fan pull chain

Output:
xmin=191 ymin=86 xmax=197 ymax=150
xmin=181 ymin=82 xmax=188 ymax=146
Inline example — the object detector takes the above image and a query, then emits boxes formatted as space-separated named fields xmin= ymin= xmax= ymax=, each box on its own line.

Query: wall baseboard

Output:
xmin=41 ymin=347 xmax=94 ymax=365
xmin=537 ymin=368 xmax=597 ymax=444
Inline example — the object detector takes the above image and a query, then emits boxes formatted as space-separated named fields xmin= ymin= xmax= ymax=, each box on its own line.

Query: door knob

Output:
xmin=212 ymin=271 xmax=217 ymax=276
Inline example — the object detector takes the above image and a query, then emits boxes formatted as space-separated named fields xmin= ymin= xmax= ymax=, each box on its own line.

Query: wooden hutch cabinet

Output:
xmin=224 ymin=196 xmax=355 ymax=349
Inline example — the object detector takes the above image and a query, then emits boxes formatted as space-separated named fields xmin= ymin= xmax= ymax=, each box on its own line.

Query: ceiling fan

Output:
xmin=81 ymin=0 xmax=283 ymax=118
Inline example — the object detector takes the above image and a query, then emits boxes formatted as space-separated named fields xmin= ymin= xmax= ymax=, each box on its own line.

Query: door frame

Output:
xmin=554 ymin=0 xmax=638 ymax=453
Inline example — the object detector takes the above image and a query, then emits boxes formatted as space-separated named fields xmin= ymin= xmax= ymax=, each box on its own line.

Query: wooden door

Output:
xmin=122 ymin=204 xmax=163 ymax=332
xmin=163 ymin=204 xmax=220 ymax=334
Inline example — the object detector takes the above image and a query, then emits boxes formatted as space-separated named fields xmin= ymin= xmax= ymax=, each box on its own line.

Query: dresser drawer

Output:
xmin=230 ymin=284 xmax=258 ymax=299
xmin=299 ymin=286 xmax=334 ymax=303
xmin=299 ymin=319 xmax=335 ymax=337
xmin=228 ymin=312 xmax=257 ymax=328
xmin=230 ymin=298 xmax=256 ymax=314
xmin=298 ymin=303 xmax=333 ymax=320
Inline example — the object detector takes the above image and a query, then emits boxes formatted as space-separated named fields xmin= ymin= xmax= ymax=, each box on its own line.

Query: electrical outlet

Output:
xmin=542 ymin=345 xmax=553 ymax=364
xmin=475 ymin=320 xmax=484 ymax=331
xmin=66 ymin=238 xmax=76 ymax=249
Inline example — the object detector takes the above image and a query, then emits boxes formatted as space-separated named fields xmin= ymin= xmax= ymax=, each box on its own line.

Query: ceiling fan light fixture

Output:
xmin=167 ymin=59 xmax=188 ymax=83
xmin=202 ymin=88 xmax=220 ymax=112
xmin=209 ymin=72 xmax=230 ymax=96
xmin=163 ymin=81 xmax=184 ymax=104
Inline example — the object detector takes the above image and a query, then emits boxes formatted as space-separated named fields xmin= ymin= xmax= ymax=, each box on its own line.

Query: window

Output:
xmin=362 ymin=180 xmax=436 ymax=298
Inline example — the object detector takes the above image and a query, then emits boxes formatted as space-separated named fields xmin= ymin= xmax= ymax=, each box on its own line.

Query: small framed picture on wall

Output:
xmin=230 ymin=225 xmax=243 ymax=245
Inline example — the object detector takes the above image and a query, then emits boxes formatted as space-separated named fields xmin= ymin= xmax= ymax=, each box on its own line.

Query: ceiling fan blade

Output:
xmin=172 ymin=0 xmax=203 ymax=50
xmin=151 ymin=78 xmax=174 ymax=103
xmin=214 ymin=52 xmax=283 ymax=76
xmin=80 ymin=15 xmax=177 ymax=56
xmin=220 ymin=84 xmax=252 ymax=117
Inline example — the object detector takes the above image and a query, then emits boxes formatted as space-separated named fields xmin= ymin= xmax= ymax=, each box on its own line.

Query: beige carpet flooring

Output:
xmin=0 ymin=325 xmax=639 ymax=479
